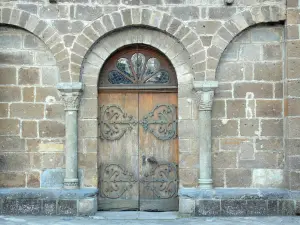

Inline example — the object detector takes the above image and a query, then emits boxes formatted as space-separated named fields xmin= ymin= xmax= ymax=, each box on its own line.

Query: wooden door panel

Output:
xmin=98 ymin=92 xmax=139 ymax=211
xmin=138 ymin=93 xmax=178 ymax=211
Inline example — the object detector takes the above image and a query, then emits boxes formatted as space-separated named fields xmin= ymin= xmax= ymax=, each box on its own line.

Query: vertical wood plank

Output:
xmin=98 ymin=92 xmax=139 ymax=210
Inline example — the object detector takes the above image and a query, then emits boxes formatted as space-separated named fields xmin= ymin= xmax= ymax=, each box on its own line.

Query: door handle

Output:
xmin=142 ymin=155 xmax=146 ymax=165
xmin=142 ymin=155 xmax=157 ymax=165
xmin=146 ymin=156 xmax=157 ymax=164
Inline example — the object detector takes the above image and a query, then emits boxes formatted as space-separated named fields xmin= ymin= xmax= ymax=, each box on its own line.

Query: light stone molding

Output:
xmin=57 ymin=82 xmax=84 ymax=189
xmin=193 ymin=81 xmax=218 ymax=189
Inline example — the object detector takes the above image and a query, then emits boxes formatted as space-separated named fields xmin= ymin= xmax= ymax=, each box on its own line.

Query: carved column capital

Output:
xmin=57 ymin=82 xmax=84 ymax=111
xmin=193 ymin=81 xmax=219 ymax=111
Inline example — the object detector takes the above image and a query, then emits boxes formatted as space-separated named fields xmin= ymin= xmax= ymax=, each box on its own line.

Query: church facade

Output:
xmin=0 ymin=0 xmax=298 ymax=216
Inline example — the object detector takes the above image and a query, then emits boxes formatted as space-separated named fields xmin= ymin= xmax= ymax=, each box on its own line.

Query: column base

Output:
xmin=64 ymin=178 xmax=79 ymax=189
xmin=198 ymin=178 xmax=213 ymax=189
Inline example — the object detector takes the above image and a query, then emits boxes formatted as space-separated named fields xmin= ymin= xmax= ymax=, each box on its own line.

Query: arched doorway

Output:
xmin=97 ymin=45 xmax=178 ymax=211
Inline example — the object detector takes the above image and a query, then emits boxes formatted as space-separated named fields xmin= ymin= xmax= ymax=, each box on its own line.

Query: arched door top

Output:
xmin=99 ymin=44 xmax=178 ymax=91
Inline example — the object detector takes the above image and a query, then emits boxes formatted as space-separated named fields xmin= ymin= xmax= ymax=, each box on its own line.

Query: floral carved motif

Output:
xmin=61 ymin=93 xmax=81 ymax=111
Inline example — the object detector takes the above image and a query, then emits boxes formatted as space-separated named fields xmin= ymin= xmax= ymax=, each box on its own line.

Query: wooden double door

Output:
xmin=98 ymin=91 xmax=178 ymax=211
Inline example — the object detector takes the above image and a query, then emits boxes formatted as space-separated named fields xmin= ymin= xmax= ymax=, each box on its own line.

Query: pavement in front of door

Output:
xmin=0 ymin=212 xmax=300 ymax=225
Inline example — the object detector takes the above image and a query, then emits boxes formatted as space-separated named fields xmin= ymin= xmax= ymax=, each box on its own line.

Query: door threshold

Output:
xmin=92 ymin=211 xmax=178 ymax=220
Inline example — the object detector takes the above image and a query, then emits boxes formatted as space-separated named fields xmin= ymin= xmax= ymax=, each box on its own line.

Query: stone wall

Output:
xmin=212 ymin=24 xmax=285 ymax=188
xmin=286 ymin=0 xmax=300 ymax=191
xmin=0 ymin=0 xmax=288 ymax=191
xmin=0 ymin=26 xmax=63 ymax=188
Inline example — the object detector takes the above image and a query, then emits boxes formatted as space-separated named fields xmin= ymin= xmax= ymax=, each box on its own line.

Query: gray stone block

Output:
xmin=221 ymin=200 xmax=247 ymax=216
xmin=246 ymin=200 xmax=267 ymax=216
xmin=3 ymin=199 xmax=17 ymax=215
xmin=42 ymin=200 xmax=56 ymax=216
xmin=196 ymin=200 xmax=221 ymax=216
xmin=179 ymin=198 xmax=195 ymax=215
xmin=32 ymin=20 xmax=48 ymax=36
xmin=279 ymin=200 xmax=295 ymax=215
xmin=53 ymin=20 xmax=84 ymax=34
xmin=17 ymin=4 xmax=37 ymax=14
xmin=208 ymin=7 xmax=236 ymax=20
xmin=0 ymin=52 xmax=34 ymax=65
xmin=0 ymin=34 xmax=22 ymax=49
xmin=172 ymin=6 xmax=199 ymax=21
xmin=16 ymin=199 xmax=41 ymax=215
xmin=58 ymin=200 xmax=77 ymax=216
xmin=78 ymin=197 xmax=97 ymax=216
xmin=73 ymin=5 xmax=102 ymax=21
xmin=267 ymin=200 xmax=278 ymax=215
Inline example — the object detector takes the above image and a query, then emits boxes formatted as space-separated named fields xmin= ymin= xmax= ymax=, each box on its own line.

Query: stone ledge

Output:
xmin=179 ymin=188 xmax=300 ymax=216
xmin=179 ymin=188 xmax=293 ymax=200
xmin=0 ymin=188 xmax=98 ymax=216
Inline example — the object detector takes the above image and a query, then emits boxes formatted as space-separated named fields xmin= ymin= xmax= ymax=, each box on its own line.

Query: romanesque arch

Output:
xmin=205 ymin=5 xmax=286 ymax=80
xmin=0 ymin=8 xmax=68 ymax=81
xmin=71 ymin=8 xmax=205 ymax=82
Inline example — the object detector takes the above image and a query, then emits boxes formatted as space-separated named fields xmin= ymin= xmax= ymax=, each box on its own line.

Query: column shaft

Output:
xmin=193 ymin=81 xmax=218 ymax=190
xmin=57 ymin=82 xmax=83 ymax=190
xmin=64 ymin=110 xmax=79 ymax=189
xmin=199 ymin=110 xmax=212 ymax=189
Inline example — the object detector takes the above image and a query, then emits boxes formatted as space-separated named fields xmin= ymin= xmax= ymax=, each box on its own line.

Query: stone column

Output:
xmin=193 ymin=81 xmax=218 ymax=189
xmin=57 ymin=82 xmax=84 ymax=189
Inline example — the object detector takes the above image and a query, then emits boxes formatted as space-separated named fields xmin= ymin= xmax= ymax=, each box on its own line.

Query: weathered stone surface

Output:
xmin=179 ymin=169 xmax=198 ymax=187
xmin=42 ymin=200 xmax=56 ymax=216
xmin=0 ymin=34 xmax=22 ymax=49
xmin=234 ymin=83 xmax=273 ymax=98
xmin=0 ymin=136 xmax=24 ymax=152
xmin=0 ymin=87 xmax=21 ymax=102
xmin=213 ymin=152 xmax=237 ymax=169
xmin=0 ymin=153 xmax=30 ymax=171
xmin=11 ymin=103 xmax=44 ymax=119
xmin=58 ymin=200 xmax=77 ymax=216
xmin=0 ymin=52 xmax=34 ymax=65
xmin=18 ymin=67 xmax=40 ymax=85
xmin=27 ymin=172 xmax=40 ymax=188
xmin=179 ymin=198 xmax=195 ymax=215
xmin=23 ymin=87 xmax=34 ymax=102
xmin=212 ymin=120 xmax=238 ymax=137
xmin=227 ymin=100 xmax=245 ymax=118
xmin=0 ymin=67 xmax=16 ymax=85
xmin=0 ymin=103 xmax=8 ymax=117
xmin=0 ymin=119 xmax=19 ymax=135
xmin=22 ymin=121 xmax=37 ymax=138
xmin=208 ymin=7 xmax=236 ymax=20
xmin=78 ymin=198 xmax=97 ymax=216
xmin=247 ymin=200 xmax=268 ymax=216
xmin=35 ymin=87 xmax=59 ymax=102
xmin=252 ymin=169 xmax=284 ymax=188
xmin=45 ymin=104 xmax=64 ymax=120
xmin=221 ymin=200 xmax=247 ymax=216
xmin=39 ymin=121 xmax=65 ymax=138
xmin=0 ymin=172 xmax=25 ymax=188
xmin=240 ymin=119 xmax=259 ymax=136
xmin=256 ymin=100 xmax=282 ymax=118
xmin=261 ymin=119 xmax=283 ymax=137
xmin=226 ymin=169 xmax=252 ymax=187
xmin=196 ymin=200 xmax=221 ymax=216
xmin=254 ymin=62 xmax=282 ymax=81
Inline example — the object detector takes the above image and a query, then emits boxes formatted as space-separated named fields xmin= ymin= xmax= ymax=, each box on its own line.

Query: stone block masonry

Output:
xmin=213 ymin=24 xmax=285 ymax=189
xmin=0 ymin=26 xmax=63 ymax=189
xmin=0 ymin=0 xmax=292 ymax=217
